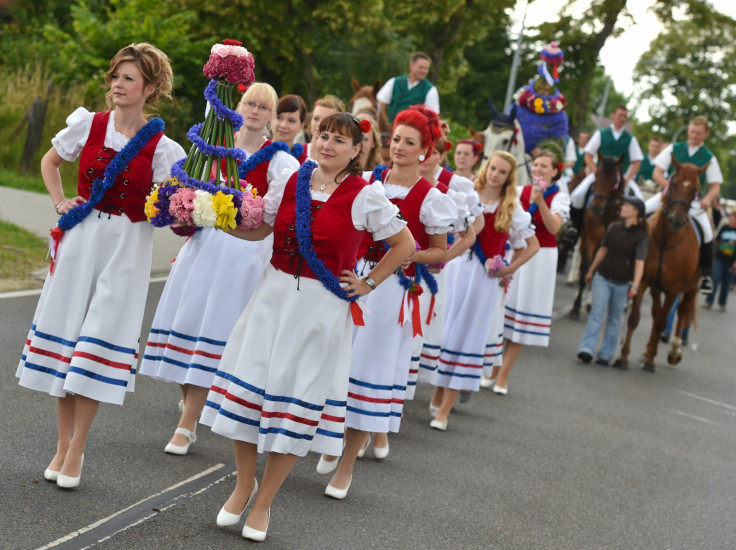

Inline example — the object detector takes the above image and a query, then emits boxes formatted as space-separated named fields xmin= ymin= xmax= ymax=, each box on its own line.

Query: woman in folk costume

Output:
xmin=306 ymin=94 xmax=345 ymax=160
xmin=139 ymin=83 xmax=298 ymax=456
xmin=200 ymin=113 xmax=413 ymax=541
xmin=272 ymin=94 xmax=309 ymax=164
xmin=16 ymin=43 xmax=185 ymax=489
xmin=490 ymin=148 xmax=570 ymax=394
xmin=317 ymin=105 xmax=457 ymax=499
xmin=453 ymin=138 xmax=483 ymax=182
xmin=415 ymin=135 xmax=481 ymax=394
xmin=355 ymin=110 xmax=383 ymax=171
xmin=430 ymin=151 xmax=538 ymax=430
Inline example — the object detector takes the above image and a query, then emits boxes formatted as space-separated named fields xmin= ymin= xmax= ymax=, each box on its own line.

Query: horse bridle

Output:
xmin=661 ymin=172 xmax=692 ymax=216
xmin=591 ymin=171 xmax=623 ymax=210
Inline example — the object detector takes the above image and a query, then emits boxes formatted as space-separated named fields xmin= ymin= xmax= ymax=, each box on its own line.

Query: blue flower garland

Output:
xmin=415 ymin=262 xmax=438 ymax=295
xmin=527 ymin=184 xmax=559 ymax=216
xmin=238 ymin=141 xmax=289 ymax=180
xmin=471 ymin=241 xmax=488 ymax=267
xmin=58 ymin=116 xmax=164 ymax=231
xmin=294 ymin=160 xmax=357 ymax=303
xmin=187 ymin=123 xmax=247 ymax=163
xmin=204 ymin=79 xmax=243 ymax=130
xmin=290 ymin=142 xmax=304 ymax=160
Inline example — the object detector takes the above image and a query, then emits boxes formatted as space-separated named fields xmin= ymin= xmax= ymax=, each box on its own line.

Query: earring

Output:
xmin=418 ymin=154 xmax=425 ymax=162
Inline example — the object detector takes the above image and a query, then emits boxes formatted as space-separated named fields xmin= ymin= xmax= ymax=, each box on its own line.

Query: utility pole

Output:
xmin=504 ymin=0 xmax=529 ymax=112
xmin=596 ymin=76 xmax=612 ymax=128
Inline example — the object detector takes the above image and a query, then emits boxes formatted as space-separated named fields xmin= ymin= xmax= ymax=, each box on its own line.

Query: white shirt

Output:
xmin=376 ymin=77 xmax=440 ymax=114
xmin=653 ymin=143 xmax=722 ymax=185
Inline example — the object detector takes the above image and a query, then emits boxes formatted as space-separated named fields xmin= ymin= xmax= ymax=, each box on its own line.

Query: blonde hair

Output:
xmin=315 ymin=94 xmax=345 ymax=112
xmin=105 ymin=43 xmax=174 ymax=107
xmin=690 ymin=115 xmax=709 ymax=130
xmin=475 ymin=151 xmax=518 ymax=233
xmin=360 ymin=115 xmax=382 ymax=170
xmin=239 ymin=82 xmax=278 ymax=112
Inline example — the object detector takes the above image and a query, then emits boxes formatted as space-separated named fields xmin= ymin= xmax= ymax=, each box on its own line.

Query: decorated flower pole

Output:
xmin=514 ymin=41 xmax=569 ymax=155
xmin=145 ymin=40 xmax=264 ymax=236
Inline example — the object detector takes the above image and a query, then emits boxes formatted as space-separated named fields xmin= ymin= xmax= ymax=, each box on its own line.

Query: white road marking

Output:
xmin=35 ymin=463 xmax=226 ymax=550
xmin=676 ymin=390 xmax=736 ymax=413
xmin=668 ymin=409 xmax=718 ymax=425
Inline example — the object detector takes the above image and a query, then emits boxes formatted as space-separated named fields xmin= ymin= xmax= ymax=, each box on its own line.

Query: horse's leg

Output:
xmin=643 ymin=290 xmax=675 ymax=372
xmin=614 ymin=281 xmax=647 ymax=369
xmin=669 ymin=288 xmax=697 ymax=365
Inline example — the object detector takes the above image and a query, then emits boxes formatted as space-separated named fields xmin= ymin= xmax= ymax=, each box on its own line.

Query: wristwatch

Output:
xmin=363 ymin=276 xmax=377 ymax=290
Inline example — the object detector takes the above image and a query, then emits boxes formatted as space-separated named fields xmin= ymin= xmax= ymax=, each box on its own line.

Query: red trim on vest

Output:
xmin=270 ymin=172 xmax=368 ymax=280
xmin=520 ymin=185 xmax=557 ymax=247
xmin=437 ymin=168 xmax=453 ymax=189
xmin=77 ymin=111 xmax=163 ymax=223
xmin=476 ymin=210 xmax=510 ymax=258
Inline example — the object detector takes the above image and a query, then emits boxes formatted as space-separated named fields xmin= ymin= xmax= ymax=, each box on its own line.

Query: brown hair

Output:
xmin=411 ymin=52 xmax=431 ymax=64
xmin=318 ymin=113 xmax=364 ymax=180
xmin=690 ymin=115 xmax=709 ymax=130
xmin=105 ymin=43 xmax=174 ymax=107
xmin=533 ymin=149 xmax=562 ymax=182
xmin=359 ymin=115 xmax=382 ymax=170
xmin=277 ymin=94 xmax=307 ymax=123
xmin=475 ymin=151 xmax=518 ymax=233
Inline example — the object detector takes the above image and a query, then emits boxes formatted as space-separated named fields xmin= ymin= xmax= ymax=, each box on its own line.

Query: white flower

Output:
xmin=211 ymin=44 xmax=250 ymax=59
xmin=191 ymin=190 xmax=216 ymax=227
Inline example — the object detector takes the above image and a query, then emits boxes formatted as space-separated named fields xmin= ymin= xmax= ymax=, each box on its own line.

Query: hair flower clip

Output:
xmin=359 ymin=119 xmax=372 ymax=134
xmin=444 ymin=140 xmax=453 ymax=152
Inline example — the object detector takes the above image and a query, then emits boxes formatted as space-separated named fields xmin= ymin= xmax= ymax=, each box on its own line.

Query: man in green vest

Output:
xmin=569 ymin=105 xmax=644 ymax=229
xmin=572 ymin=131 xmax=590 ymax=175
xmin=636 ymin=136 xmax=663 ymax=183
xmin=377 ymin=52 xmax=439 ymax=124
xmin=647 ymin=116 xmax=722 ymax=293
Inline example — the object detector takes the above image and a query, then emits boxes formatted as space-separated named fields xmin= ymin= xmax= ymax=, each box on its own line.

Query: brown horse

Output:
xmin=568 ymin=153 xmax=625 ymax=319
xmin=348 ymin=77 xmax=391 ymax=134
xmin=614 ymin=158 xmax=706 ymax=372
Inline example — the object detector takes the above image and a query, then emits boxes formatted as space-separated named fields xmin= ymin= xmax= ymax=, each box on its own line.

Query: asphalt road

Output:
xmin=1 ymin=276 xmax=735 ymax=550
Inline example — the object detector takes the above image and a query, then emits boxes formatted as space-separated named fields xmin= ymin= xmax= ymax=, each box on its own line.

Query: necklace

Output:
xmin=312 ymin=170 xmax=343 ymax=191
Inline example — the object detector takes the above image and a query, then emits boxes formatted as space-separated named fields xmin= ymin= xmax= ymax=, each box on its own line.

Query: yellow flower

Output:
xmin=144 ymin=186 xmax=160 ymax=220
xmin=533 ymin=97 xmax=543 ymax=107
xmin=535 ymin=104 xmax=545 ymax=114
xmin=212 ymin=190 xmax=238 ymax=231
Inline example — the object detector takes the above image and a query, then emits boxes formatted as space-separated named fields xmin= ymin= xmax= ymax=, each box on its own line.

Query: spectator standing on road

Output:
xmin=577 ymin=197 xmax=649 ymax=367
xmin=377 ymin=52 xmax=440 ymax=123
xmin=705 ymin=209 xmax=736 ymax=311
xmin=200 ymin=113 xmax=414 ymax=541
xmin=16 ymin=43 xmax=185 ymax=489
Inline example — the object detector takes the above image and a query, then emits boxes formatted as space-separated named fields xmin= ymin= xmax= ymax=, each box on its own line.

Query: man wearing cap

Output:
xmin=569 ymin=105 xmax=644 ymax=232
xmin=577 ymin=196 xmax=649 ymax=368
xmin=377 ymin=52 xmax=439 ymax=124
xmin=647 ymin=116 xmax=722 ymax=293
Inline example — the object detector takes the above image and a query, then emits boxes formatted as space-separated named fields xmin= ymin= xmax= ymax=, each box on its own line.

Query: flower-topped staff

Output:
xmin=144 ymin=39 xmax=265 ymax=235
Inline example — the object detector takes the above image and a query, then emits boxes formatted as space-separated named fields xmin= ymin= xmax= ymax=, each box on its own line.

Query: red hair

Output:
xmin=393 ymin=105 xmax=442 ymax=153
xmin=456 ymin=139 xmax=482 ymax=158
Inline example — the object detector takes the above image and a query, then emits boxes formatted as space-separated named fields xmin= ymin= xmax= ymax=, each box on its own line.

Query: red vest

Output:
xmin=270 ymin=172 xmax=367 ymax=280
xmin=297 ymin=148 xmax=309 ymax=165
xmin=476 ymin=210 xmax=509 ymax=259
xmin=221 ymin=139 xmax=274 ymax=197
xmin=436 ymin=168 xmax=453 ymax=193
xmin=77 ymin=111 xmax=163 ymax=223
xmin=520 ymin=185 xmax=558 ymax=248
xmin=360 ymin=170 xmax=432 ymax=276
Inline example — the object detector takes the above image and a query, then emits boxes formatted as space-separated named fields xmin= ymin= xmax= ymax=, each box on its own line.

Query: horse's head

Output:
xmin=663 ymin=155 xmax=707 ymax=231
xmin=590 ymin=152 xmax=624 ymax=216
xmin=468 ymin=125 xmax=485 ymax=148
xmin=482 ymin=99 xmax=524 ymax=160
xmin=349 ymin=77 xmax=381 ymax=115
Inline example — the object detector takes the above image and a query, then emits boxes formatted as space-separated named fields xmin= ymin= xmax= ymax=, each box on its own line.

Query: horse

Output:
xmin=482 ymin=98 xmax=531 ymax=186
xmin=568 ymin=153 xmax=625 ymax=320
xmin=348 ymin=77 xmax=391 ymax=134
xmin=614 ymin=158 xmax=706 ymax=372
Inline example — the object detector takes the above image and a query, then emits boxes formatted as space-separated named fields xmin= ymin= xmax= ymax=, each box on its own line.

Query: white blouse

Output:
xmin=482 ymin=201 xmax=535 ymax=250
xmin=51 ymin=107 xmax=185 ymax=183
xmin=263 ymin=169 xmax=406 ymax=241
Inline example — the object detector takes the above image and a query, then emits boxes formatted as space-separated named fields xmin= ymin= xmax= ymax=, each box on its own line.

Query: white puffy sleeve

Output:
xmin=152 ymin=136 xmax=186 ymax=183
xmin=267 ymin=150 xmax=300 ymax=184
xmin=51 ymin=107 xmax=94 ymax=162
xmin=263 ymin=169 xmax=298 ymax=226
xmin=420 ymin=187 xmax=458 ymax=235
xmin=450 ymin=173 xmax=483 ymax=220
xmin=445 ymin=188 xmax=472 ymax=231
xmin=508 ymin=202 xmax=535 ymax=249
xmin=550 ymin=189 xmax=571 ymax=223
xmin=351 ymin=181 xmax=407 ymax=240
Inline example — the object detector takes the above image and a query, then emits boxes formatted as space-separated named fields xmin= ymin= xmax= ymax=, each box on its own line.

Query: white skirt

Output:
xmin=139 ymin=228 xmax=265 ymax=388
xmin=483 ymin=290 xmax=506 ymax=377
xmin=434 ymin=252 xmax=500 ymax=391
xmin=200 ymin=265 xmax=352 ymax=457
xmin=417 ymin=268 xmax=448 ymax=385
xmin=17 ymin=212 xmax=153 ymax=405
xmin=503 ymin=247 xmax=557 ymax=347
xmin=346 ymin=261 xmax=415 ymax=433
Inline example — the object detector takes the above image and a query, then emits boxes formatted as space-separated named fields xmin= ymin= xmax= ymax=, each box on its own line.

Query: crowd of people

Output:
xmin=15 ymin=44 xmax=733 ymax=543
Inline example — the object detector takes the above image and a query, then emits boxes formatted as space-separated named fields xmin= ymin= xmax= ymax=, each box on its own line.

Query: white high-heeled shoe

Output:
xmin=324 ymin=476 xmax=352 ymax=500
xmin=217 ymin=478 xmax=258 ymax=527
xmin=480 ymin=376 xmax=496 ymax=389
xmin=316 ymin=454 xmax=339 ymax=475
xmin=56 ymin=454 xmax=84 ymax=489
xmin=242 ymin=508 xmax=270 ymax=542
xmin=44 ymin=467 xmax=60 ymax=482
xmin=357 ymin=434 xmax=371 ymax=459
xmin=164 ymin=426 xmax=196 ymax=455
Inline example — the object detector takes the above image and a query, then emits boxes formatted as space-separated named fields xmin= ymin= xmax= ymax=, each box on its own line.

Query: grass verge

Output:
xmin=0 ymin=167 xmax=77 ymax=199
xmin=0 ymin=219 xmax=47 ymax=291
